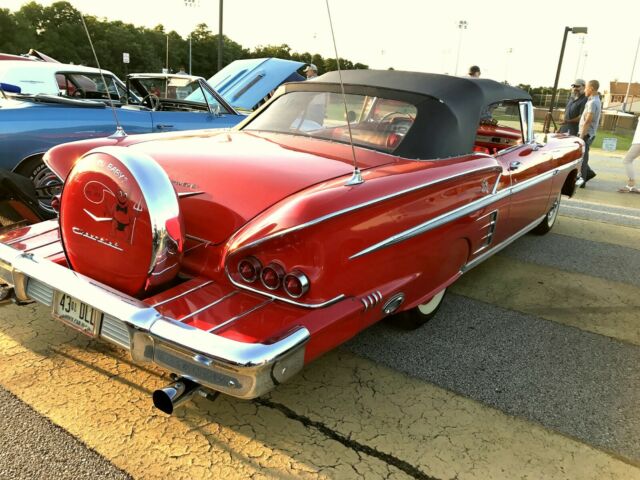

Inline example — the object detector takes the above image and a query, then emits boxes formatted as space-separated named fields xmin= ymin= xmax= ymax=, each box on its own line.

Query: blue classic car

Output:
xmin=0 ymin=60 xmax=293 ymax=212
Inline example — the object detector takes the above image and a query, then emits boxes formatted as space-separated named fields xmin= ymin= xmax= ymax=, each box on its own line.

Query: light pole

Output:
xmin=504 ymin=48 xmax=513 ymax=84
xmin=217 ymin=0 xmax=223 ymax=72
xmin=543 ymin=26 xmax=588 ymax=133
xmin=622 ymin=36 xmax=640 ymax=113
xmin=454 ymin=20 xmax=467 ymax=76
xmin=574 ymin=36 xmax=585 ymax=80
xmin=184 ymin=0 xmax=200 ymax=75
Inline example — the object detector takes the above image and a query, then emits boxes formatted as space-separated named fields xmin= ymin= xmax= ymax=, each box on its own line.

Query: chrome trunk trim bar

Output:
xmin=174 ymin=290 xmax=239 ymax=322
xmin=150 ymin=280 xmax=215 ymax=307
xmin=207 ymin=298 xmax=273 ymax=333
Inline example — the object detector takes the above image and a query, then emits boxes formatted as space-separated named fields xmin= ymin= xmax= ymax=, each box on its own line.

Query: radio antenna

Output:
xmin=325 ymin=0 xmax=363 ymax=186
xmin=80 ymin=14 xmax=126 ymax=138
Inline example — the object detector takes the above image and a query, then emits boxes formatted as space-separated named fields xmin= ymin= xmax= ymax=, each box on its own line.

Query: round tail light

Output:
xmin=283 ymin=270 xmax=310 ymax=298
xmin=238 ymin=256 xmax=262 ymax=283
xmin=260 ymin=263 xmax=285 ymax=290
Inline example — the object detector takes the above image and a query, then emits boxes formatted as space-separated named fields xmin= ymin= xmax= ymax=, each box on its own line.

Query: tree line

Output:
xmin=0 ymin=1 xmax=369 ymax=79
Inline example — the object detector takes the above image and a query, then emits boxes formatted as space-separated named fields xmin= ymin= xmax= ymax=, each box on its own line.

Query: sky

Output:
xmin=4 ymin=0 xmax=640 ymax=91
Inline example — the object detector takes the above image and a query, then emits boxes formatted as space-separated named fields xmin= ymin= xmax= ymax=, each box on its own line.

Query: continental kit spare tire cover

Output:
xmin=59 ymin=146 xmax=185 ymax=297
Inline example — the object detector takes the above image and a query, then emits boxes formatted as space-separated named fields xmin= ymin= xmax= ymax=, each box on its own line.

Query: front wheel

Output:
xmin=532 ymin=192 xmax=561 ymax=235
xmin=386 ymin=288 xmax=447 ymax=330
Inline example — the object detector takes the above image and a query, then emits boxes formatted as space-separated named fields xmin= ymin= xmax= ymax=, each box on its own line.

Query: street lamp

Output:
xmin=454 ymin=20 xmax=467 ymax=76
xmin=504 ymin=48 xmax=513 ymax=84
xmin=543 ymin=26 xmax=588 ymax=133
xmin=184 ymin=0 xmax=200 ymax=75
xmin=622 ymin=36 xmax=640 ymax=113
xmin=574 ymin=36 xmax=585 ymax=80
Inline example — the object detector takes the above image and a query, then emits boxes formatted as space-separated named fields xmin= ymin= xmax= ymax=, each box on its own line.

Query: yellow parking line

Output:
xmin=453 ymin=256 xmax=640 ymax=345
xmin=571 ymin=188 xmax=640 ymax=209
xmin=0 ymin=303 xmax=638 ymax=479
xmin=555 ymin=216 xmax=640 ymax=250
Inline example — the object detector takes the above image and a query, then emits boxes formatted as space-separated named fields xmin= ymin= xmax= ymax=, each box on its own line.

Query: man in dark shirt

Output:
xmin=558 ymin=79 xmax=587 ymax=135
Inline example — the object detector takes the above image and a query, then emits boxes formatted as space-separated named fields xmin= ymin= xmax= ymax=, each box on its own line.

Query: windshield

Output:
xmin=244 ymin=91 xmax=417 ymax=153
xmin=138 ymin=76 xmax=201 ymax=100
xmin=55 ymin=72 xmax=130 ymax=102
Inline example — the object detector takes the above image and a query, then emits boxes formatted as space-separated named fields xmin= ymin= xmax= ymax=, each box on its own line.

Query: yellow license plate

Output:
xmin=53 ymin=291 xmax=103 ymax=336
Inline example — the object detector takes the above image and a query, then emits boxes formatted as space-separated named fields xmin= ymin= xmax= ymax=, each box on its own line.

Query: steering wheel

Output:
xmin=376 ymin=112 xmax=414 ymax=131
xmin=141 ymin=93 xmax=161 ymax=111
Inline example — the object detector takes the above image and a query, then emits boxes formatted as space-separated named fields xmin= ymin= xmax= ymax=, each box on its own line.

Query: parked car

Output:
xmin=0 ymin=62 xmax=263 ymax=212
xmin=0 ymin=70 xmax=583 ymax=414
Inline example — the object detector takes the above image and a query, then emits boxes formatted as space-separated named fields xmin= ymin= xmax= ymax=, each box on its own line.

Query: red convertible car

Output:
xmin=0 ymin=70 xmax=583 ymax=413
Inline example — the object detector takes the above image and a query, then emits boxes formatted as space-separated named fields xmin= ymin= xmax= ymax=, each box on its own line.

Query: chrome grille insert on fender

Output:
xmin=100 ymin=314 xmax=131 ymax=350
xmin=474 ymin=210 xmax=499 ymax=254
xmin=26 ymin=278 xmax=54 ymax=306
xmin=361 ymin=290 xmax=383 ymax=311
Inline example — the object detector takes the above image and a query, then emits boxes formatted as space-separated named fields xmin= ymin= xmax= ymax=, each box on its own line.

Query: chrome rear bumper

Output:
xmin=0 ymin=242 xmax=309 ymax=399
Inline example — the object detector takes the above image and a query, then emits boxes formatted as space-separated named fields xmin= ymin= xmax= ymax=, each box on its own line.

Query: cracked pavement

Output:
xmin=0 ymin=152 xmax=639 ymax=479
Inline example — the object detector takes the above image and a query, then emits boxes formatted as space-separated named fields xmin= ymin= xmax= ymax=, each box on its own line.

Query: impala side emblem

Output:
xmin=481 ymin=179 xmax=489 ymax=194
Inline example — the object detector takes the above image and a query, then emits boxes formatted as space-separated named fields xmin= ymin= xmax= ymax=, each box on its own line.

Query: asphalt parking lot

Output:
xmin=0 ymin=150 xmax=638 ymax=480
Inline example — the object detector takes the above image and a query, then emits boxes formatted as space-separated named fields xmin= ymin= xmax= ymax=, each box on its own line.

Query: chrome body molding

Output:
xmin=350 ymin=159 xmax=580 ymax=260
xmin=0 ymin=242 xmax=310 ymax=399
xmin=86 ymin=146 xmax=185 ymax=284
xmin=461 ymin=214 xmax=546 ymax=272
xmin=225 ymin=264 xmax=346 ymax=309
xmin=350 ymin=188 xmax=511 ymax=260
xmin=237 ymin=164 xmax=502 ymax=252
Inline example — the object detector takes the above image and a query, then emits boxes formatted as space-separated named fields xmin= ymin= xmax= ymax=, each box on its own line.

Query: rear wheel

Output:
xmin=386 ymin=288 xmax=447 ymax=330
xmin=532 ymin=192 xmax=561 ymax=235
xmin=16 ymin=156 xmax=62 ymax=215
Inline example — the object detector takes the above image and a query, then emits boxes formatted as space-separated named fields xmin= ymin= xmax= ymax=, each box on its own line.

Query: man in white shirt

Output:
xmin=619 ymin=120 xmax=640 ymax=193
xmin=576 ymin=79 xmax=602 ymax=188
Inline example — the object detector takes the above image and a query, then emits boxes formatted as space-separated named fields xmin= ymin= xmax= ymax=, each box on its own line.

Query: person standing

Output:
xmin=558 ymin=79 xmax=587 ymax=136
xmin=618 ymin=119 xmax=640 ymax=193
xmin=576 ymin=79 xmax=602 ymax=188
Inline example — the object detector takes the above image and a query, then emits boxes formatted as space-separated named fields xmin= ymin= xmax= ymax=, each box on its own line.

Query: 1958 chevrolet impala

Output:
xmin=0 ymin=70 xmax=583 ymax=413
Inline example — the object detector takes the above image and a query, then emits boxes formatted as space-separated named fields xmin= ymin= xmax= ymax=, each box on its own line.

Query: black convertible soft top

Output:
xmin=284 ymin=69 xmax=531 ymax=159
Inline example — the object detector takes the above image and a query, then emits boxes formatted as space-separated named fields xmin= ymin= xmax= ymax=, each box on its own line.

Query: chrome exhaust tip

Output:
xmin=152 ymin=378 xmax=201 ymax=415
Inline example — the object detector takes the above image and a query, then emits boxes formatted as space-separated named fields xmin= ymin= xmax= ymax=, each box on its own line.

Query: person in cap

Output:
xmin=558 ymin=79 xmax=587 ymax=136
xmin=468 ymin=65 xmax=481 ymax=77
xmin=304 ymin=64 xmax=318 ymax=79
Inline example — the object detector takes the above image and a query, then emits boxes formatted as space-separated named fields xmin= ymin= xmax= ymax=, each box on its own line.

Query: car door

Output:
xmin=493 ymin=101 xmax=554 ymax=237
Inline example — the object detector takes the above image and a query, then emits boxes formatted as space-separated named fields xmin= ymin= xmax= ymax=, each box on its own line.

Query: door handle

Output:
xmin=509 ymin=161 xmax=521 ymax=171
xmin=156 ymin=124 xmax=174 ymax=129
